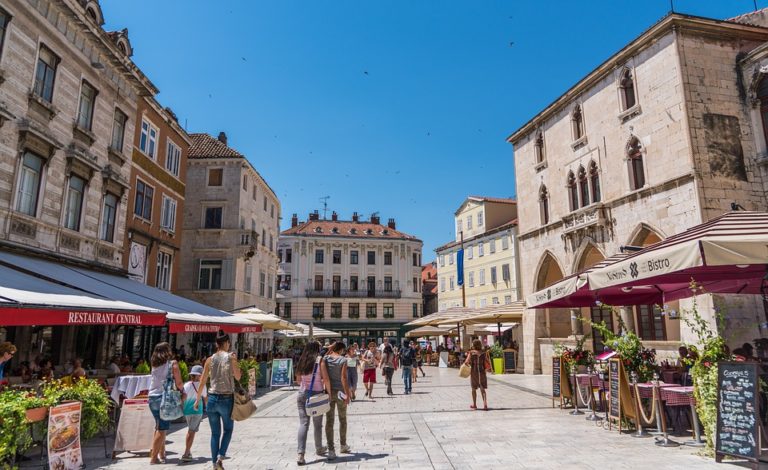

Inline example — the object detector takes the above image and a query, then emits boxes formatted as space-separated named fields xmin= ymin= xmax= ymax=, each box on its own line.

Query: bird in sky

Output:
xmin=363 ymin=70 xmax=369 ymax=76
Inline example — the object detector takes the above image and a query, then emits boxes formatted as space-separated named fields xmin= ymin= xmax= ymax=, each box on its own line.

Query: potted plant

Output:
xmin=0 ymin=390 xmax=35 ymax=463
xmin=489 ymin=344 xmax=504 ymax=375
xmin=238 ymin=358 xmax=261 ymax=391
xmin=21 ymin=394 xmax=51 ymax=423
xmin=43 ymin=379 xmax=110 ymax=440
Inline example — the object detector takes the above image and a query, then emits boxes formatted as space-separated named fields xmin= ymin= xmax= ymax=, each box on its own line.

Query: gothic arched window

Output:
xmin=567 ymin=171 xmax=578 ymax=211
xmin=620 ymin=68 xmax=636 ymax=111
xmin=578 ymin=165 xmax=589 ymax=207
xmin=589 ymin=161 xmax=601 ymax=203
xmin=628 ymin=137 xmax=645 ymax=190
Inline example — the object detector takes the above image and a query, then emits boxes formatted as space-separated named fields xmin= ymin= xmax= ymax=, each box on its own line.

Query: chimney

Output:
xmin=291 ymin=213 xmax=298 ymax=227
xmin=217 ymin=131 xmax=227 ymax=145
xmin=387 ymin=218 xmax=396 ymax=230
xmin=308 ymin=210 xmax=319 ymax=221
xmin=331 ymin=211 xmax=338 ymax=221
xmin=370 ymin=214 xmax=380 ymax=225
xmin=352 ymin=212 xmax=359 ymax=222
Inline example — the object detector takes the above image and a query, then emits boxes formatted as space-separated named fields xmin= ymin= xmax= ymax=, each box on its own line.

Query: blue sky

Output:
xmin=102 ymin=0 xmax=758 ymax=256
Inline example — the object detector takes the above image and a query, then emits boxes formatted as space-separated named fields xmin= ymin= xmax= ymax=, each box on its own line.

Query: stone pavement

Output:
xmin=71 ymin=367 xmax=747 ymax=469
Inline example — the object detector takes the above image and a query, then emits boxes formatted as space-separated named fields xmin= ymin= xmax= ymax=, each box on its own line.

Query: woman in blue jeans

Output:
xmin=195 ymin=333 xmax=241 ymax=470
xmin=148 ymin=342 xmax=183 ymax=464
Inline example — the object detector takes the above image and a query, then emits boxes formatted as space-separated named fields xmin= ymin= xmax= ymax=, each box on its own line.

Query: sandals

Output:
xmin=470 ymin=405 xmax=477 ymax=410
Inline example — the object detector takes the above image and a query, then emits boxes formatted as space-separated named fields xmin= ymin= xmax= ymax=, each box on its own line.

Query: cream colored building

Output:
xmin=507 ymin=12 xmax=768 ymax=374
xmin=177 ymin=132 xmax=280 ymax=315
xmin=277 ymin=212 xmax=423 ymax=346
xmin=435 ymin=196 xmax=521 ymax=312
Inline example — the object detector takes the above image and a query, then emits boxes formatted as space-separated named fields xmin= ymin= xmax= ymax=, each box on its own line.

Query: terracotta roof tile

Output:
xmin=281 ymin=219 xmax=420 ymax=241
xmin=189 ymin=133 xmax=244 ymax=158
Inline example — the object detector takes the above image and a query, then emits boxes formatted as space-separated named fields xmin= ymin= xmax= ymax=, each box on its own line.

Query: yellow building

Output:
xmin=435 ymin=197 xmax=521 ymax=311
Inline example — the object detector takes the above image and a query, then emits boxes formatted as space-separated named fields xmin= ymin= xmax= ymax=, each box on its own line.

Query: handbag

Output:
xmin=231 ymin=378 xmax=257 ymax=421
xmin=306 ymin=357 xmax=331 ymax=417
xmin=159 ymin=361 xmax=183 ymax=421
xmin=459 ymin=362 xmax=471 ymax=378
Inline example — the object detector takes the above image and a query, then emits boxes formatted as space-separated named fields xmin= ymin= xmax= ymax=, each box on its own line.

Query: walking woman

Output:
xmin=463 ymin=339 xmax=490 ymax=410
xmin=295 ymin=341 xmax=330 ymax=465
xmin=194 ymin=333 xmax=241 ymax=470
xmin=320 ymin=342 xmax=351 ymax=460
xmin=148 ymin=342 xmax=183 ymax=464
xmin=415 ymin=344 xmax=426 ymax=377
xmin=345 ymin=343 xmax=359 ymax=400
xmin=361 ymin=341 xmax=378 ymax=399
xmin=380 ymin=344 xmax=396 ymax=395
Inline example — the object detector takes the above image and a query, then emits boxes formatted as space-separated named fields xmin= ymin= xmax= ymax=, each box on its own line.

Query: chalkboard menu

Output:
xmin=552 ymin=356 xmax=561 ymax=400
xmin=609 ymin=359 xmax=621 ymax=422
xmin=503 ymin=350 xmax=517 ymax=372
xmin=715 ymin=362 xmax=762 ymax=467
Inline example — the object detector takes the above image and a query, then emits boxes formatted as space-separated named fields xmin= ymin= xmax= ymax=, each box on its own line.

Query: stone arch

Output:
xmin=574 ymin=241 xmax=605 ymax=273
xmin=627 ymin=223 xmax=665 ymax=247
xmin=534 ymin=250 xmax=565 ymax=290
xmin=82 ymin=1 xmax=104 ymax=25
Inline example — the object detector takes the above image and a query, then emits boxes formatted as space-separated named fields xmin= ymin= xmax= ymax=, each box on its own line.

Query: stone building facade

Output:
xmin=435 ymin=197 xmax=521 ymax=311
xmin=122 ymin=96 xmax=189 ymax=292
xmin=0 ymin=0 xmax=154 ymax=269
xmin=277 ymin=212 xmax=423 ymax=346
xmin=177 ymin=132 xmax=280 ymax=314
xmin=421 ymin=261 xmax=438 ymax=316
xmin=507 ymin=13 xmax=768 ymax=374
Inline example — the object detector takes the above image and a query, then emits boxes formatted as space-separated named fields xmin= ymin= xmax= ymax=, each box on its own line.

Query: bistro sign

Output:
xmin=589 ymin=244 xmax=703 ymax=290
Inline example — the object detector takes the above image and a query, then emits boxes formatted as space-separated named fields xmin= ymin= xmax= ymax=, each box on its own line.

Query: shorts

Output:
xmin=347 ymin=368 xmax=358 ymax=390
xmin=185 ymin=413 xmax=203 ymax=432
xmin=148 ymin=396 xmax=170 ymax=431
xmin=363 ymin=368 xmax=377 ymax=384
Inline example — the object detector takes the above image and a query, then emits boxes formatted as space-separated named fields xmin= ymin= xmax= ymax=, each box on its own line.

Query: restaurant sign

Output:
xmin=0 ymin=307 xmax=166 ymax=326
xmin=168 ymin=322 xmax=262 ymax=334
xmin=589 ymin=243 xmax=702 ymax=289
xmin=526 ymin=276 xmax=580 ymax=308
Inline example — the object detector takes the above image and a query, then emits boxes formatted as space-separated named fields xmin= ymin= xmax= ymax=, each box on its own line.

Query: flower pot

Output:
xmin=492 ymin=358 xmax=504 ymax=375
xmin=25 ymin=406 xmax=48 ymax=423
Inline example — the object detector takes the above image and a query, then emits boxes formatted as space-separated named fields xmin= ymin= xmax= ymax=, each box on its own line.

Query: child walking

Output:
xmin=182 ymin=365 xmax=207 ymax=462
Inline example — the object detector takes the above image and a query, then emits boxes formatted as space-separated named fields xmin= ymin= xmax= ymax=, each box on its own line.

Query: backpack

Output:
xmin=400 ymin=347 xmax=415 ymax=367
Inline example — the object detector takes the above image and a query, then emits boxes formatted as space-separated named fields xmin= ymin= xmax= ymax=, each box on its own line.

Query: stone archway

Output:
xmin=576 ymin=243 xmax=605 ymax=272
xmin=629 ymin=223 xmax=664 ymax=247
xmin=535 ymin=251 xmax=565 ymax=290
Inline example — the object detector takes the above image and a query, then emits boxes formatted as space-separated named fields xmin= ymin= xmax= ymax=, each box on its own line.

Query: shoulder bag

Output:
xmin=459 ymin=359 xmax=471 ymax=379
xmin=159 ymin=361 xmax=183 ymax=421
xmin=231 ymin=357 xmax=257 ymax=421
xmin=305 ymin=357 xmax=330 ymax=417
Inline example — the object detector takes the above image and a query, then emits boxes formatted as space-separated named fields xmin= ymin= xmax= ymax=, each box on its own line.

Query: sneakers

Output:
xmin=340 ymin=444 xmax=351 ymax=454
xmin=181 ymin=453 xmax=193 ymax=462
xmin=327 ymin=449 xmax=337 ymax=460
xmin=297 ymin=453 xmax=306 ymax=465
xmin=214 ymin=458 xmax=225 ymax=470
xmin=316 ymin=446 xmax=328 ymax=456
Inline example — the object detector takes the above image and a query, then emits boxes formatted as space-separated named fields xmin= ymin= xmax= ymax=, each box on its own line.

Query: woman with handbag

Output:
xmin=148 ymin=342 xmax=183 ymax=464
xmin=464 ymin=339 xmax=490 ymax=411
xmin=194 ymin=333 xmax=241 ymax=470
xmin=295 ymin=341 xmax=331 ymax=465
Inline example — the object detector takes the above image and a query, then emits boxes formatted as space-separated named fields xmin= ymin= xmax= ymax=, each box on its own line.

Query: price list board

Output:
xmin=608 ymin=358 xmax=621 ymax=425
xmin=715 ymin=362 xmax=764 ymax=468
xmin=552 ymin=356 xmax=571 ymax=408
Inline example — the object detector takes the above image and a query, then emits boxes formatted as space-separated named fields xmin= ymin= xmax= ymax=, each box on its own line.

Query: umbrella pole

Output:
xmin=497 ymin=322 xmax=502 ymax=346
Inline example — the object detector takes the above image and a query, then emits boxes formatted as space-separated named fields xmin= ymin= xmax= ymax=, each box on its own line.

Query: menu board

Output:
xmin=113 ymin=398 xmax=154 ymax=455
xmin=248 ymin=368 xmax=257 ymax=397
xmin=552 ymin=356 xmax=561 ymax=400
xmin=608 ymin=359 xmax=621 ymax=422
xmin=503 ymin=350 xmax=517 ymax=372
xmin=715 ymin=362 xmax=762 ymax=466
xmin=48 ymin=402 xmax=83 ymax=470
xmin=270 ymin=358 xmax=293 ymax=388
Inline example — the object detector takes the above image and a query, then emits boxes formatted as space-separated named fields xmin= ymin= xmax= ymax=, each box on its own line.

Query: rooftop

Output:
xmin=281 ymin=219 xmax=420 ymax=242
xmin=435 ymin=218 xmax=518 ymax=252
xmin=189 ymin=133 xmax=244 ymax=158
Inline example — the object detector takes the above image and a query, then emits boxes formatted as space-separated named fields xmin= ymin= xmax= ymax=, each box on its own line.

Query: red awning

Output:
xmin=0 ymin=306 xmax=166 ymax=326
xmin=168 ymin=322 xmax=262 ymax=334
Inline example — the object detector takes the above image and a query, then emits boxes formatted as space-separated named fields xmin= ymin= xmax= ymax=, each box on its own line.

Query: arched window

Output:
xmin=539 ymin=185 xmax=549 ymax=225
xmin=628 ymin=137 xmax=645 ymax=190
xmin=567 ymin=171 xmax=578 ymax=211
xmin=117 ymin=42 xmax=127 ymax=55
xmin=572 ymin=105 xmax=584 ymax=140
xmin=756 ymin=76 xmax=768 ymax=148
xmin=86 ymin=7 xmax=98 ymax=21
xmin=578 ymin=166 xmax=589 ymax=207
xmin=589 ymin=161 xmax=601 ymax=203
xmin=534 ymin=132 xmax=545 ymax=164
xmin=620 ymin=68 xmax=636 ymax=111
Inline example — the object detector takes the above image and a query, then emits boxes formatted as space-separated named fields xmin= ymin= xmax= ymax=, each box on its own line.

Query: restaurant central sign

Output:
xmin=0 ymin=307 xmax=166 ymax=326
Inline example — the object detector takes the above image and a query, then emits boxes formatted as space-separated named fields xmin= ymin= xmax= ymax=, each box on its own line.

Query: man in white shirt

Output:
xmin=378 ymin=338 xmax=390 ymax=353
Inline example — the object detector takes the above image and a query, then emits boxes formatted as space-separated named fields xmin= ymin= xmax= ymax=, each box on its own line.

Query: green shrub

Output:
xmin=488 ymin=344 xmax=504 ymax=359
xmin=238 ymin=358 xmax=261 ymax=388
xmin=178 ymin=361 xmax=189 ymax=382
xmin=43 ymin=379 xmax=111 ymax=440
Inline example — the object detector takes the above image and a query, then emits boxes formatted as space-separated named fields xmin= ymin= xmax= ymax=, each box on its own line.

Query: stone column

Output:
xmin=570 ymin=308 xmax=584 ymax=337
xmin=619 ymin=306 xmax=635 ymax=334
xmin=523 ymin=309 xmax=548 ymax=374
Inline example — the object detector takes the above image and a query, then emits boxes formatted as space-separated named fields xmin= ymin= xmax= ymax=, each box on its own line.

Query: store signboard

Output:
xmin=47 ymin=402 xmax=83 ymax=470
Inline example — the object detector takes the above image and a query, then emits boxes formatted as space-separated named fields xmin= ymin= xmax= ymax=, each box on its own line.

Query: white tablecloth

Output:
xmin=110 ymin=375 xmax=152 ymax=402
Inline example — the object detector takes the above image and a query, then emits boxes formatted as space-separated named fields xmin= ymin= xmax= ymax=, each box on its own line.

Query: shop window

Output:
xmin=636 ymin=305 xmax=666 ymax=341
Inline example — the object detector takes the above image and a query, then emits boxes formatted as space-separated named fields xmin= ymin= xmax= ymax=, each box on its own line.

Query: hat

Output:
xmin=190 ymin=365 xmax=204 ymax=376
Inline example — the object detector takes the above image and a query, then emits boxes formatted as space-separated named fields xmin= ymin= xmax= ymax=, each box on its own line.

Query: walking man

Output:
xmin=399 ymin=340 xmax=415 ymax=394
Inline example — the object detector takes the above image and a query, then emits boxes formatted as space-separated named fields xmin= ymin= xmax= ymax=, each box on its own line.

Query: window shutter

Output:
xmin=221 ymin=259 xmax=234 ymax=289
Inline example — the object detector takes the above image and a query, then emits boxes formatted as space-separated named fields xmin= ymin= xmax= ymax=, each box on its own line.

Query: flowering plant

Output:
xmin=554 ymin=335 xmax=594 ymax=369
xmin=589 ymin=308 xmax=657 ymax=382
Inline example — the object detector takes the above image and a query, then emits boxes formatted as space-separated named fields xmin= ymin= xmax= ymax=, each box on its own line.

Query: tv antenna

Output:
xmin=319 ymin=196 xmax=330 ymax=220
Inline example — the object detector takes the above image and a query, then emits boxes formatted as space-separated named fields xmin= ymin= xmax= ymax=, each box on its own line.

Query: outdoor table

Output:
xmin=110 ymin=375 xmax=152 ymax=403
xmin=633 ymin=383 xmax=680 ymax=434
xmin=663 ymin=386 xmax=704 ymax=446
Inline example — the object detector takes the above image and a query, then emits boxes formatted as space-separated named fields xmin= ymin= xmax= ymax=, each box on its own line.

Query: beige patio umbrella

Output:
xmin=460 ymin=301 xmax=526 ymax=324
xmin=405 ymin=306 xmax=477 ymax=327
xmin=231 ymin=307 xmax=298 ymax=330
xmin=405 ymin=325 xmax=457 ymax=338
xmin=278 ymin=323 xmax=340 ymax=339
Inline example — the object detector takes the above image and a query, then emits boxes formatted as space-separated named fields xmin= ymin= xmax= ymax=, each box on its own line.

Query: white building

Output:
xmin=277 ymin=211 xmax=423 ymax=346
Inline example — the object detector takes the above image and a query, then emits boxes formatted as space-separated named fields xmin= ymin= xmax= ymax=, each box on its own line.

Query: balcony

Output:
xmin=304 ymin=288 xmax=402 ymax=299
